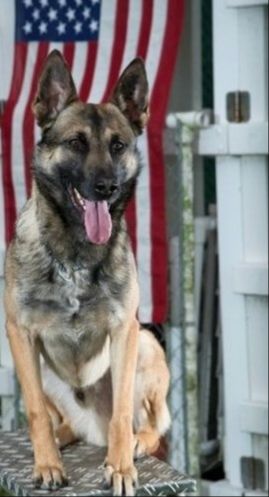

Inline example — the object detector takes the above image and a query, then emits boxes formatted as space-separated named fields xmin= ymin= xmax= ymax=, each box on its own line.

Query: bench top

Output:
xmin=0 ymin=431 xmax=196 ymax=496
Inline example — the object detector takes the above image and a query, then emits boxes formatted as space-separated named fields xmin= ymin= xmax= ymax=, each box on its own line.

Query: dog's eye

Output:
xmin=67 ymin=136 xmax=88 ymax=152
xmin=111 ymin=140 xmax=126 ymax=154
xmin=69 ymin=138 xmax=80 ymax=147
xmin=68 ymin=138 xmax=81 ymax=149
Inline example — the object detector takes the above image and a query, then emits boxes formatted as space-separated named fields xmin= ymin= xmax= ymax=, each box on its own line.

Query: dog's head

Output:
xmin=33 ymin=50 xmax=149 ymax=245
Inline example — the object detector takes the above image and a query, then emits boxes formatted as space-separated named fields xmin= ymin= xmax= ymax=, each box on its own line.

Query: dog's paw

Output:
xmin=103 ymin=462 xmax=138 ymax=496
xmin=33 ymin=463 xmax=68 ymax=491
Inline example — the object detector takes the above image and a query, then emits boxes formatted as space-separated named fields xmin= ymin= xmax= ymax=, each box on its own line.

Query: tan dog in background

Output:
xmin=4 ymin=50 xmax=170 ymax=496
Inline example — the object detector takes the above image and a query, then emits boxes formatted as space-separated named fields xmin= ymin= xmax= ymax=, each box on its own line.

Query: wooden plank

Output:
xmin=240 ymin=402 xmax=268 ymax=435
xmin=227 ymin=0 xmax=268 ymax=8
xmin=241 ymin=157 xmax=268 ymax=262
xmin=197 ymin=123 xmax=269 ymax=156
xmin=233 ymin=264 xmax=268 ymax=296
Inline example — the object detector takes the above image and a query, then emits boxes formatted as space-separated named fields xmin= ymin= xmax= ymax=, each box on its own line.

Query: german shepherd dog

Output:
xmin=4 ymin=51 xmax=170 ymax=496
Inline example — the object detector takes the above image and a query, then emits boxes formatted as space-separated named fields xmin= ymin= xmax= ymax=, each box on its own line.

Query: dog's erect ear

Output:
xmin=111 ymin=58 xmax=149 ymax=135
xmin=33 ymin=50 xmax=77 ymax=128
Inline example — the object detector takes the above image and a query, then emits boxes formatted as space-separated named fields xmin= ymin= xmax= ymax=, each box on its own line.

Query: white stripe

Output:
xmin=47 ymin=41 xmax=64 ymax=53
xmin=88 ymin=0 xmax=118 ymax=103
xmin=34 ymin=110 xmax=41 ymax=145
xmin=12 ymin=42 xmax=39 ymax=213
xmin=120 ymin=0 xmax=142 ymax=72
xmin=145 ymin=0 xmax=168 ymax=92
xmin=136 ymin=0 xmax=168 ymax=322
xmin=72 ymin=42 xmax=88 ymax=95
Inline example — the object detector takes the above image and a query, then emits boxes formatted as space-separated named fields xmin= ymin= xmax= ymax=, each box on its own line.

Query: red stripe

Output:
xmin=63 ymin=42 xmax=75 ymax=69
xmin=101 ymin=0 xmax=129 ymax=103
xmin=1 ymin=43 xmax=28 ymax=243
xmin=125 ymin=0 xmax=154 ymax=254
xmin=148 ymin=0 xmax=185 ymax=322
xmin=136 ymin=0 xmax=153 ymax=60
xmin=79 ymin=42 xmax=98 ymax=102
xmin=23 ymin=43 xmax=49 ymax=196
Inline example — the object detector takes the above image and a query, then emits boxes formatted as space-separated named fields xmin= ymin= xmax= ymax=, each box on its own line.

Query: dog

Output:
xmin=4 ymin=50 xmax=170 ymax=496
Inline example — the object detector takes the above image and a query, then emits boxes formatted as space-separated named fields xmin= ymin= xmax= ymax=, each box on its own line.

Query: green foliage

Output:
xmin=0 ymin=488 xmax=13 ymax=496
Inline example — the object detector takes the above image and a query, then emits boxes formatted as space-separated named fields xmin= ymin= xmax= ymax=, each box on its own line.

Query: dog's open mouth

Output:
xmin=69 ymin=186 xmax=112 ymax=245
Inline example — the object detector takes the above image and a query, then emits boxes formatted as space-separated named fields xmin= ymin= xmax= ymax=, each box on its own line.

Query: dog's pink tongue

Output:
xmin=84 ymin=200 xmax=112 ymax=244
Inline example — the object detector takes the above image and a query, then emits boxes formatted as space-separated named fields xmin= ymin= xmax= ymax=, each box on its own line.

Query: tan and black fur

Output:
xmin=4 ymin=51 xmax=170 ymax=496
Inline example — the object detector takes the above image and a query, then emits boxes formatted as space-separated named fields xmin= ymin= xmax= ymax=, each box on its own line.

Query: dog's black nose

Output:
xmin=94 ymin=179 xmax=119 ymax=197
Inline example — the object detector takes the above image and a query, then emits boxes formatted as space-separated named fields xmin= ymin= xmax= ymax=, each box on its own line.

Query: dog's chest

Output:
xmin=53 ymin=263 xmax=126 ymax=324
xmin=27 ymin=263 xmax=127 ymax=387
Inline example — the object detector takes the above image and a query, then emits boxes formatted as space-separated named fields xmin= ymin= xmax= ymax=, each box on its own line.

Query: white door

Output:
xmin=210 ymin=0 xmax=268 ymax=492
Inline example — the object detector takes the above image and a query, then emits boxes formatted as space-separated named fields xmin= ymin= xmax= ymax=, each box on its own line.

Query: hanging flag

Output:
xmin=0 ymin=0 xmax=184 ymax=323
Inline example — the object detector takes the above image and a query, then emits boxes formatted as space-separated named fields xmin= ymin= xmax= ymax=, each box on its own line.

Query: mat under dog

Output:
xmin=0 ymin=430 xmax=196 ymax=496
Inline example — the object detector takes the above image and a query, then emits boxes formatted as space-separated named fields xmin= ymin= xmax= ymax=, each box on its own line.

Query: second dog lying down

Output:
xmin=42 ymin=328 xmax=171 ymax=458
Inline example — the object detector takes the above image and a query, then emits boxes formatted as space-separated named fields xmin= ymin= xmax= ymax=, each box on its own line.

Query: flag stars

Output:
xmin=66 ymin=8 xmax=75 ymax=22
xmin=57 ymin=22 xmax=66 ymax=34
xmin=89 ymin=19 xmax=98 ymax=32
xmin=23 ymin=21 xmax=32 ymax=34
xmin=23 ymin=0 xmax=33 ymax=7
xmin=83 ymin=7 xmax=91 ymax=20
xmin=39 ymin=0 xmax=48 ymax=7
xmin=21 ymin=0 xmax=100 ymax=40
xmin=48 ymin=8 xmax=58 ymax=22
xmin=39 ymin=21 xmax=48 ymax=34
xmin=74 ymin=21 xmax=82 ymax=33
xmin=32 ymin=9 xmax=40 ymax=21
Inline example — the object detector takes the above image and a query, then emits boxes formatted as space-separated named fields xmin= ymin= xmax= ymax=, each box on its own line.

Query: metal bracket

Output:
xmin=226 ymin=91 xmax=250 ymax=122
xmin=241 ymin=456 xmax=266 ymax=490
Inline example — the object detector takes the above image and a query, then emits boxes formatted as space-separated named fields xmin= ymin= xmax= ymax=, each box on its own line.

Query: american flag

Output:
xmin=0 ymin=0 xmax=184 ymax=323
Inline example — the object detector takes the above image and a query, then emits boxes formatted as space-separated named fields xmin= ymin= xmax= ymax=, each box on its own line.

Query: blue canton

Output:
xmin=16 ymin=0 xmax=101 ymax=42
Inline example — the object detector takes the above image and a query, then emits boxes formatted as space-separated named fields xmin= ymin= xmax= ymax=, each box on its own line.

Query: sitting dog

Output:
xmin=4 ymin=50 xmax=170 ymax=496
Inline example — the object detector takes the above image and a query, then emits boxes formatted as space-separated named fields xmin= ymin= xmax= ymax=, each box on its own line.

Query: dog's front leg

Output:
xmin=105 ymin=318 xmax=139 ymax=496
xmin=7 ymin=320 xmax=67 ymax=490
